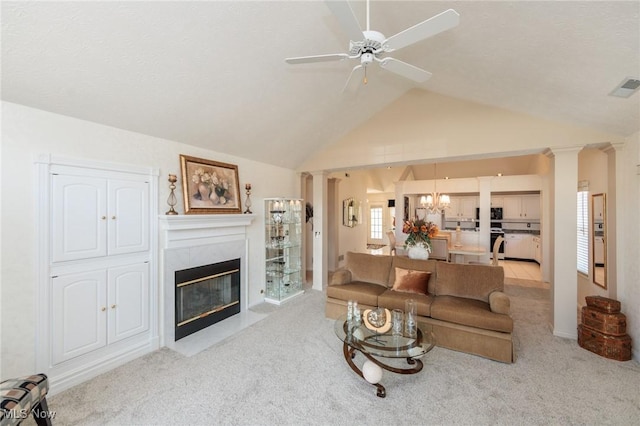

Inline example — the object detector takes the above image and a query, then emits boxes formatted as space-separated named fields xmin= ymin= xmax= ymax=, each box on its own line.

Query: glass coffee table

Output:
xmin=334 ymin=314 xmax=435 ymax=398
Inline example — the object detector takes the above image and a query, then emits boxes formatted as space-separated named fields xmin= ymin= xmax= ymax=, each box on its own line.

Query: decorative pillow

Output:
xmin=392 ymin=267 xmax=431 ymax=295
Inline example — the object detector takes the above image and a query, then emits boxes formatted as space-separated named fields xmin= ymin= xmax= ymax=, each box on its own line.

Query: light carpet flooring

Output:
xmin=37 ymin=278 xmax=639 ymax=425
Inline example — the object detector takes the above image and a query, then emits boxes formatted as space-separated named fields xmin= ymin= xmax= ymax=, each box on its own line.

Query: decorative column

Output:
xmin=548 ymin=146 xmax=583 ymax=339
xmin=312 ymin=171 xmax=329 ymax=291
xmin=602 ymin=142 xmax=624 ymax=299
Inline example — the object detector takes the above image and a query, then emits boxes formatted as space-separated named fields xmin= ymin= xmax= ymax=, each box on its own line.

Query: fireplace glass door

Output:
xmin=175 ymin=258 xmax=240 ymax=340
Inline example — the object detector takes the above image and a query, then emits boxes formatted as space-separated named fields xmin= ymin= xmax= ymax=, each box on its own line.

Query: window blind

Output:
xmin=577 ymin=190 xmax=589 ymax=275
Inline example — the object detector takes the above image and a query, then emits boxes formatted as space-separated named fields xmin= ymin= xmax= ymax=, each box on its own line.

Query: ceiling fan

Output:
xmin=285 ymin=0 xmax=459 ymax=90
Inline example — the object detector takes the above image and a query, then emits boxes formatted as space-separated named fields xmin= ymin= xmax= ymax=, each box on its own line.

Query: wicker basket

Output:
xmin=578 ymin=325 xmax=632 ymax=361
xmin=585 ymin=296 xmax=621 ymax=313
xmin=581 ymin=306 xmax=627 ymax=336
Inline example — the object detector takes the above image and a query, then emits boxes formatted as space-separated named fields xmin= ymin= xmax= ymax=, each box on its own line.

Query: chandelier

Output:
xmin=420 ymin=163 xmax=450 ymax=214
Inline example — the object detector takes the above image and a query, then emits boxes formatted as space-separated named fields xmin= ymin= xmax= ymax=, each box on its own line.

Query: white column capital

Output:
xmin=545 ymin=145 xmax=585 ymax=157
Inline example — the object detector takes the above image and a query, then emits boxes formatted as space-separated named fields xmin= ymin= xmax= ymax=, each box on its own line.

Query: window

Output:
xmin=577 ymin=189 xmax=589 ymax=275
xmin=370 ymin=206 xmax=383 ymax=239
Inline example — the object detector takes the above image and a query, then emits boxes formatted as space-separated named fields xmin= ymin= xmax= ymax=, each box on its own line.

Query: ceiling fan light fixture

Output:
xmin=284 ymin=1 xmax=459 ymax=90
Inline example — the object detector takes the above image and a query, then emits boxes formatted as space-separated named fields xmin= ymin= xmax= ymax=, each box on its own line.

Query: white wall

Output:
xmin=0 ymin=101 xmax=298 ymax=379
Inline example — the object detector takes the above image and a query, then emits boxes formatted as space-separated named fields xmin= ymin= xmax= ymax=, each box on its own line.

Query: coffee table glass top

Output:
xmin=334 ymin=314 xmax=435 ymax=359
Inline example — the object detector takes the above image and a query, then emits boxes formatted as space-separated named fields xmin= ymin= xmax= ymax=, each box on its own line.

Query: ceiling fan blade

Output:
xmin=384 ymin=9 xmax=459 ymax=51
xmin=379 ymin=58 xmax=432 ymax=83
xmin=325 ymin=0 xmax=364 ymax=42
xmin=285 ymin=53 xmax=350 ymax=64
xmin=342 ymin=65 xmax=363 ymax=92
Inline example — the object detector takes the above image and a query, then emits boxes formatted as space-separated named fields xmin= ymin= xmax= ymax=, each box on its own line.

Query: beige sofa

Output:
xmin=326 ymin=251 xmax=514 ymax=363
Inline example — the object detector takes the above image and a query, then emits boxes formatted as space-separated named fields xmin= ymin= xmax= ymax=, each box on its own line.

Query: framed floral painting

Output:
xmin=179 ymin=155 xmax=242 ymax=214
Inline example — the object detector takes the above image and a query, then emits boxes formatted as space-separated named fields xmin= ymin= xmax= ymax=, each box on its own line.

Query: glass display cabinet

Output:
xmin=265 ymin=198 xmax=304 ymax=304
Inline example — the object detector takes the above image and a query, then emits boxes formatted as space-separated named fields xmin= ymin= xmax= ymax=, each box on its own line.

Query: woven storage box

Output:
xmin=577 ymin=325 xmax=632 ymax=361
xmin=581 ymin=306 xmax=627 ymax=336
xmin=585 ymin=296 xmax=621 ymax=313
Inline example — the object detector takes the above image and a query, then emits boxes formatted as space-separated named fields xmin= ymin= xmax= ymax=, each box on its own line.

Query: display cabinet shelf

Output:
xmin=264 ymin=198 xmax=304 ymax=304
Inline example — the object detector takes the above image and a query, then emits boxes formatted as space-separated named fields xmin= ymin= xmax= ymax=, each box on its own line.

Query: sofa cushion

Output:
xmin=489 ymin=291 xmax=510 ymax=315
xmin=431 ymin=295 xmax=513 ymax=333
xmin=392 ymin=267 xmax=431 ymax=295
xmin=389 ymin=257 xmax=438 ymax=293
xmin=345 ymin=252 xmax=393 ymax=287
xmin=326 ymin=281 xmax=388 ymax=306
xmin=378 ymin=290 xmax=433 ymax=317
xmin=435 ymin=262 xmax=504 ymax=303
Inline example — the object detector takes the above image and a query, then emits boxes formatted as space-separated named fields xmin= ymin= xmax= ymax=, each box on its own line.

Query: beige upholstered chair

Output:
xmin=386 ymin=231 xmax=397 ymax=255
xmin=491 ymin=236 xmax=505 ymax=266
xmin=430 ymin=237 xmax=449 ymax=261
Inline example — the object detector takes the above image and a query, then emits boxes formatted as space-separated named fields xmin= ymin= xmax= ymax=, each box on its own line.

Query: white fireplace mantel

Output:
xmin=158 ymin=213 xmax=260 ymax=354
xmin=159 ymin=214 xmax=256 ymax=249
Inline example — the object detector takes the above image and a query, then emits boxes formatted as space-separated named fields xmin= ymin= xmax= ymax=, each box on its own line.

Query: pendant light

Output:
xmin=421 ymin=163 xmax=450 ymax=214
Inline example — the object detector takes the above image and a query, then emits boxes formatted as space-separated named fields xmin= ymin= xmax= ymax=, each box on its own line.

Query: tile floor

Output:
xmin=498 ymin=259 xmax=542 ymax=282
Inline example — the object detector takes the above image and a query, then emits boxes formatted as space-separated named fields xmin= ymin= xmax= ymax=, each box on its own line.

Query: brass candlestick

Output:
xmin=244 ymin=183 xmax=252 ymax=214
xmin=166 ymin=174 xmax=178 ymax=215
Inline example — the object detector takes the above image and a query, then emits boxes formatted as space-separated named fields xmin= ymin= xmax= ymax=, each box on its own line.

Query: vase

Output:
xmin=407 ymin=245 xmax=430 ymax=260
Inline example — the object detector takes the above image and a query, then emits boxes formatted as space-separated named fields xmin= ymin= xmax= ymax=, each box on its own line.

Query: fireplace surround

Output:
xmin=159 ymin=214 xmax=258 ymax=353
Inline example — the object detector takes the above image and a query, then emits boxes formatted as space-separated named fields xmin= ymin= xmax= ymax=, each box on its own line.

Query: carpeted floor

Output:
xmin=41 ymin=279 xmax=640 ymax=425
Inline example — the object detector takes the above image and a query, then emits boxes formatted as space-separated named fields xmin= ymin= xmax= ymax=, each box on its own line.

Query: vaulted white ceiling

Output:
xmin=2 ymin=1 xmax=639 ymax=170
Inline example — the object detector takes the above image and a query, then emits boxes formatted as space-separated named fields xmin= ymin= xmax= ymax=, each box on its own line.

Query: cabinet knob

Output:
xmin=101 ymin=307 xmax=106 ymax=312
xmin=112 ymin=216 xmax=116 ymax=220
xmin=111 ymin=304 xmax=116 ymax=309
xmin=101 ymin=216 xmax=106 ymax=220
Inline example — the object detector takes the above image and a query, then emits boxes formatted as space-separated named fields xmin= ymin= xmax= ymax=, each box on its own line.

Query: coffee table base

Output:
xmin=343 ymin=342 xmax=424 ymax=398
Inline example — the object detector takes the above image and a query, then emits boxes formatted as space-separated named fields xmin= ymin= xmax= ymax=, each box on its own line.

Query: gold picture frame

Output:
xmin=179 ymin=154 xmax=242 ymax=214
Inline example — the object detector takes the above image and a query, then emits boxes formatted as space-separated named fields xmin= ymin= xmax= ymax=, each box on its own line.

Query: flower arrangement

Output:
xmin=402 ymin=219 xmax=439 ymax=252
xmin=191 ymin=167 xmax=232 ymax=205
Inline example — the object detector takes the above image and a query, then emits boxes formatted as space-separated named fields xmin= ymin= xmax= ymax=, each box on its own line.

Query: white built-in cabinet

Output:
xmin=37 ymin=157 xmax=158 ymax=393
xmin=52 ymin=175 xmax=149 ymax=261
xmin=503 ymin=195 xmax=540 ymax=220
xmin=51 ymin=263 xmax=149 ymax=365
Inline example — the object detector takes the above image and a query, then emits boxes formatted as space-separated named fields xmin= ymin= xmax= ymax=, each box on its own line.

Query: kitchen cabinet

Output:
xmin=52 ymin=262 xmax=149 ymax=365
xmin=491 ymin=196 xmax=504 ymax=208
xmin=445 ymin=196 xmax=477 ymax=220
xmin=533 ymin=236 xmax=542 ymax=264
xmin=504 ymin=233 xmax=534 ymax=260
xmin=594 ymin=236 xmax=605 ymax=266
xmin=503 ymin=195 xmax=540 ymax=220
xmin=265 ymin=198 xmax=304 ymax=304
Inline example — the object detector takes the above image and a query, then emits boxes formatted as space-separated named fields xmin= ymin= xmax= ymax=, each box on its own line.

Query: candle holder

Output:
xmin=244 ymin=183 xmax=252 ymax=214
xmin=166 ymin=174 xmax=178 ymax=215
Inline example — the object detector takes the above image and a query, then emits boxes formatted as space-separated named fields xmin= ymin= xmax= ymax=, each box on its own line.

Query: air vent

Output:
xmin=609 ymin=77 xmax=640 ymax=98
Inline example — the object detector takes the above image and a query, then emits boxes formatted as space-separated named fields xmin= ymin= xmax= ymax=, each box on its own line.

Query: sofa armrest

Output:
xmin=330 ymin=269 xmax=352 ymax=286
xmin=489 ymin=291 xmax=510 ymax=315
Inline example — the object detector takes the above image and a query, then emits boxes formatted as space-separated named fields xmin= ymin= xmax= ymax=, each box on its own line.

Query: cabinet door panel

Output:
xmin=52 ymin=175 xmax=107 ymax=262
xmin=521 ymin=195 xmax=540 ymax=220
xmin=108 ymin=180 xmax=150 ymax=255
xmin=52 ymin=271 xmax=107 ymax=364
xmin=502 ymin=197 xmax=521 ymax=220
xmin=108 ymin=263 xmax=149 ymax=343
